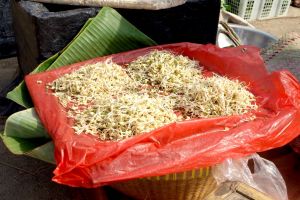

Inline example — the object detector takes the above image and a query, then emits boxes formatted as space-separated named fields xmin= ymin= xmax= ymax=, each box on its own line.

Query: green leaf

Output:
xmin=1 ymin=108 xmax=50 ymax=155
xmin=6 ymin=80 xmax=32 ymax=109
xmin=47 ymin=7 xmax=156 ymax=70
xmin=4 ymin=108 xmax=49 ymax=139
xmin=7 ymin=54 xmax=60 ymax=108
xmin=25 ymin=142 xmax=55 ymax=164
xmin=1 ymin=134 xmax=49 ymax=155
xmin=7 ymin=7 xmax=156 ymax=108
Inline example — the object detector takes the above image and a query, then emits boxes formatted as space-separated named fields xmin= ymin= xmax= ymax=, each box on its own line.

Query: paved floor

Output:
xmin=1 ymin=5 xmax=300 ymax=200
xmin=251 ymin=7 xmax=300 ymax=38
xmin=0 ymin=142 xmax=75 ymax=200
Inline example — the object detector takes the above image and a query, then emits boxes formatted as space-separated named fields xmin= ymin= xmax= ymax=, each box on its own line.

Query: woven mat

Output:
xmin=261 ymin=32 xmax=300 ymax=80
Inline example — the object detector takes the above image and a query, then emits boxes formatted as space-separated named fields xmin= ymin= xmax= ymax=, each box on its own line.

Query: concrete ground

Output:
xmin=0 ymin=5 xmax=300 ymax=200
xmin=251 ymin=7 xmax=300 ymax=38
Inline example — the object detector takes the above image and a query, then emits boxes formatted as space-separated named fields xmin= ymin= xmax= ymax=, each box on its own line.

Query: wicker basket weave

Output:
xmin=111 ymin=167 xmax=217 ymax=200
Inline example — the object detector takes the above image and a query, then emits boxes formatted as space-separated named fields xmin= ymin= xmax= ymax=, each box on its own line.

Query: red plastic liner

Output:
xmin=25 ymin=43 xmax=300 ymax=187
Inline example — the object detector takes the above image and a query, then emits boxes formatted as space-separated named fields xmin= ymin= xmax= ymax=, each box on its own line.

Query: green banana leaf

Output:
xmin=25 ymin=142 xmax=55 ymax=164
xmin=1 ymin=108 xmax=50 ymax=155
xmin=6 ymin=18 xmax=93 ymax=108
xmin=7 ymin=7 xmax=156 ymax=108
xmin=1 ymin=108 xmax=54 ymax=163
xmin=1 ymin=7 xmax=156 ymax=161
xmin=4 ymin=108 xmax=49 ymax=139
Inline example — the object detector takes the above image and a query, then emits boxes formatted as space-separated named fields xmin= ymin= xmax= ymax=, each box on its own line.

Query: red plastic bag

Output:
xmin=25 ymin=43 xmax=300 ymax=187
xmin=291 ymin=137 xmax=300 ymax=154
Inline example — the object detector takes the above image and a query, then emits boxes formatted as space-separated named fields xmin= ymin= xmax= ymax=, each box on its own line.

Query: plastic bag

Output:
xmin=291 ymin=136 xmax=300 ymax=154
xmin=261 ymin=32 xmax=300 ymax=156
xmin=212 ymin=153 xmax=288 ymax=200
xmin=24 ymin=43 xmax=300 ymax=187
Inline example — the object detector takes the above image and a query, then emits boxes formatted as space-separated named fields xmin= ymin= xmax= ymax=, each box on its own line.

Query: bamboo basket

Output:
xmin=111 ymin=167 xmax=217 ymax=200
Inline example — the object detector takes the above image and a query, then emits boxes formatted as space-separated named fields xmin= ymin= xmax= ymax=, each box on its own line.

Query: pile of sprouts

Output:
xmin=47 ymin=50 xmax=257 ymax=141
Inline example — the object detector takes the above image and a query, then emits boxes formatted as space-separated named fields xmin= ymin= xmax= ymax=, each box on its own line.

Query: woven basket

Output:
xmin=111 ymin=167 xmax=217 ymax=200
